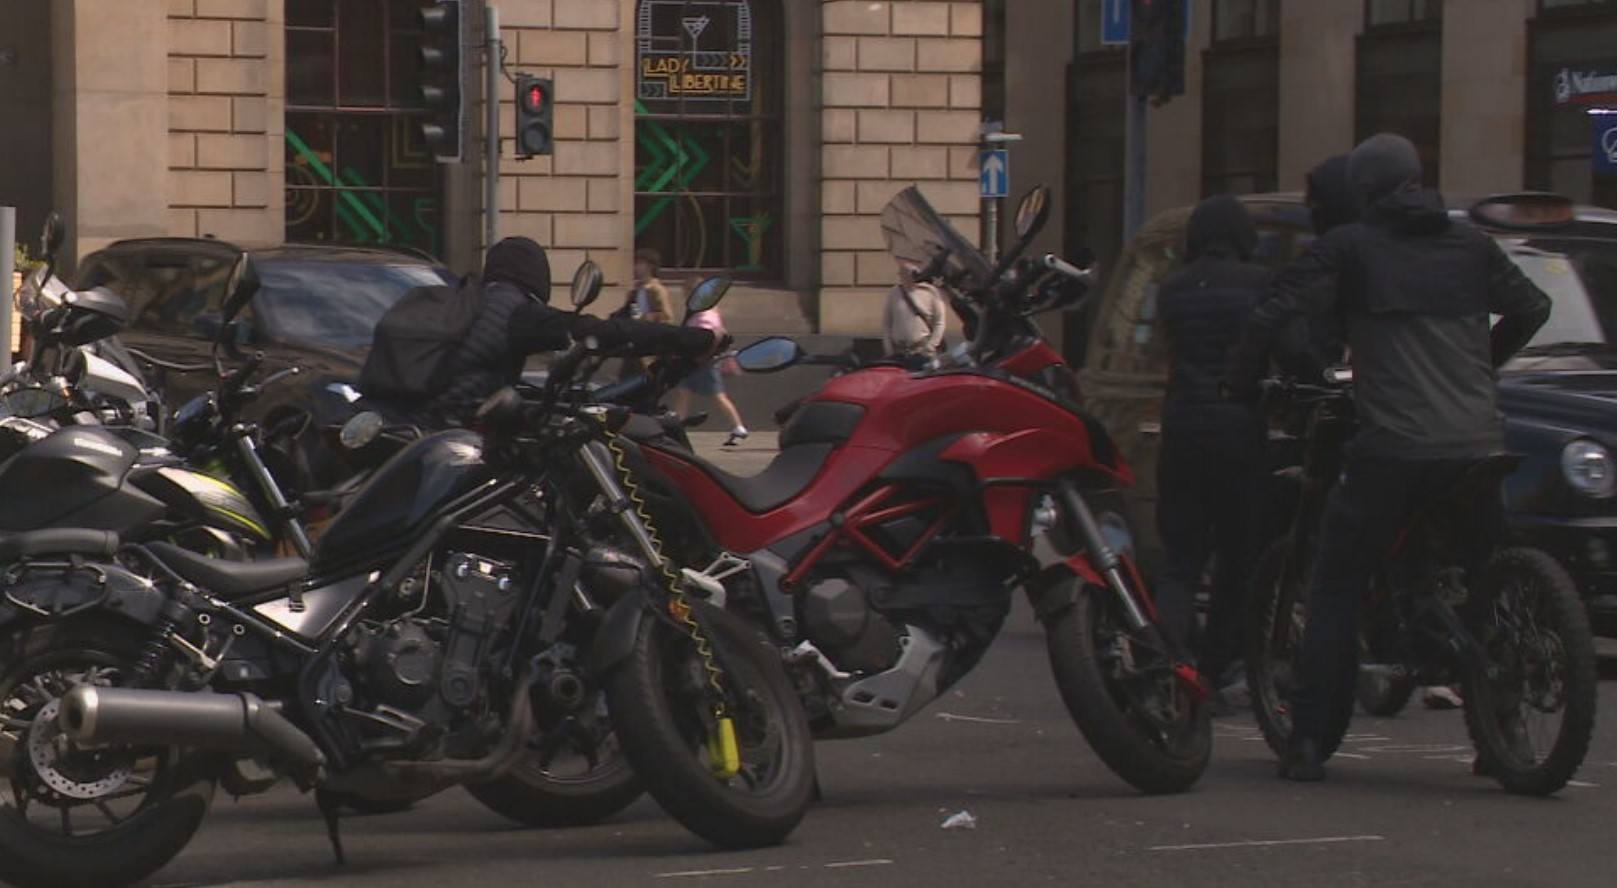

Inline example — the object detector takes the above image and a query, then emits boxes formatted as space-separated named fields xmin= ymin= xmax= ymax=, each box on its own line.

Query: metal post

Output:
xmin=984 ymin=195 xmax=1000 ymax=265
xmin=483 ymin=4 xmax=501 ymax=250
xmin=0 ymin=207 xmax=13 ymax=361
xmin=1122 ymin=92 xmax=1147 ymax=239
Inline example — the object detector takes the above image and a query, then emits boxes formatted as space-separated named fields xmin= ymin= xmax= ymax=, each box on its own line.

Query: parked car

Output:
xmin=1080 ymin=191 xmax=1617 ymax=636
xmin=74 ymin=238 xmax=455 ymax=494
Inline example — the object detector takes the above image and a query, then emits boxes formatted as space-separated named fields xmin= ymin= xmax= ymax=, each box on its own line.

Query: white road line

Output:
xmin=825 ymin=859 xmax=895 ymax=869
xmin=1568 ymin=780 xmax=1599 ymax=788
xmin=1149 ymin=835 xmax=1386 ymax=852
xmin=654 ymin=867 xmax=757 ymax=879
xmin=935 ymin=712 xmax=1021 ymax=725
xmin=1332 ymin=752 xmax=1370 ymax=760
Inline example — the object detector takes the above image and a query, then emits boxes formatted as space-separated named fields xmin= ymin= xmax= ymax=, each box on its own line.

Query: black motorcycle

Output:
xmin=0 ymin=263 xmax=814 ymax=888
xmin=1246 ymin=374 xmax=1597 ymax=795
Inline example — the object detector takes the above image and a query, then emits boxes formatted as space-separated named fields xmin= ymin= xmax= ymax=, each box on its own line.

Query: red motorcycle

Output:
xmin=625 ymin=186 xmax=1210 ymax=793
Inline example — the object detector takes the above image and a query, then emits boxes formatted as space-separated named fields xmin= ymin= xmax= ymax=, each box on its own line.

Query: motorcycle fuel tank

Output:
xmin=312 ymin=430 xmax=493 ymax=569
xmin=0 ymin=426 xmax=165 ymax=532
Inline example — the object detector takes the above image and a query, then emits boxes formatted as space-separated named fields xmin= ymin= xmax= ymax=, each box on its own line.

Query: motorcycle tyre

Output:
xmin=604 ymin=603 xmax=814 ymax=849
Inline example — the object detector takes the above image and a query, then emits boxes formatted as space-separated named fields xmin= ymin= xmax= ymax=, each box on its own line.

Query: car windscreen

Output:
xmin=254 ymin=260 xmax=453 ymax=351
xmin=1512 ymin=238 xmax=1617 ymax=347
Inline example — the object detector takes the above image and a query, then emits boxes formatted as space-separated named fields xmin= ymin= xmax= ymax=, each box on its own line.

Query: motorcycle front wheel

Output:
xmin=0 ymin=619 xmax=217 ymax=888
xmin=467 ymin=692 xmax=644 ymax=828
xmin=1046 ymin=583 xmax=1211 ymax=794
xmin=604 ymin=602 xmax=814 ymax=848
xmin=1461 ymin=548 xmax=1596 ymax=796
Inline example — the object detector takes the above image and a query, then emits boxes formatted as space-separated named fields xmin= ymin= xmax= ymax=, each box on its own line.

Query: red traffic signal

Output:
xmin=522 ymin=82 xmax=547 ymax=112
xmin=515 ymin=75 xmax=554 ymax=158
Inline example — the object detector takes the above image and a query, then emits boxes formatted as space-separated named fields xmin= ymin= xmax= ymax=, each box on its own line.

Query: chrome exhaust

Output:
xmin=58 ymin=686 xmax=325 ymax=768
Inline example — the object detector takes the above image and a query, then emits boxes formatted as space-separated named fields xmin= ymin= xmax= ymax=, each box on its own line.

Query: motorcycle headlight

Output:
xmin=339 ymin=411 xmax=385 ymax=450
xmin=1561 ymin=439 xmax=1616 ymax=499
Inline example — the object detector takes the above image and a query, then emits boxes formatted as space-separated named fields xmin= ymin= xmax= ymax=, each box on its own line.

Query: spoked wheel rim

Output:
xmin=1092 ymin=600 xmax=1203 ymax=757
xmin=0 ymin=652 xmax=172 ymax=840
xmin=658 ymin=630 xmax=789 ymax=797
xmin=1475 ymin=577 xmax=1571 ymax=770
xmin=1253 ymin=568 xmax=1307 ymax=738
xmin=521 ymin=694 xmax=634 ymax=788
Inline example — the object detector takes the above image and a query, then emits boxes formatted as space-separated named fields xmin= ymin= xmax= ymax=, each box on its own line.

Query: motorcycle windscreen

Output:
xmin=880 ymin=186 xmax=995 ymax=294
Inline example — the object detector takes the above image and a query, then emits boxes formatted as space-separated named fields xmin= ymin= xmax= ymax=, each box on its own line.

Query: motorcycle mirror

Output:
xmin=734 ymin=336 xmax=803 ymax=374
xmin=686 ymin=276 xmax=732 ymax=314
xmin=221 ymin=255 xmax=261 ymax=325
xmin=570 ymin=260 xmax=604 ymax=310
xmin=40 ymin=211 xmax=65 ymax=262
xmin=1014 ymin=185 xmax=1051 ymax=241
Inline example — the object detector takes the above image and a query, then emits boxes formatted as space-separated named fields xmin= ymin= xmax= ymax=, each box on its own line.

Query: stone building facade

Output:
xmin=0 ymin=0 xmax=987 ymax=335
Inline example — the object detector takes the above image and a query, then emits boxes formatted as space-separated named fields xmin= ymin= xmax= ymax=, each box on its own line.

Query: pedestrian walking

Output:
xmin=620 ymin=248 xmax=674 ymax=323
xmin=1154 ymin=195 xmax=1273 ymax=710
xmin=1225 ymin=133 xmax=1552 ymax=782
xmin=882 ymin=261 xmax=948 ymax=362
xmin=674 ymin=294 xmax=750 ymax=447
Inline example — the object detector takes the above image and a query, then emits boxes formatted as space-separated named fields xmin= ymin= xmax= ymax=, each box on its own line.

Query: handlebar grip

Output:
xmin=1042 ymin=253 xmax=1092 ymax=283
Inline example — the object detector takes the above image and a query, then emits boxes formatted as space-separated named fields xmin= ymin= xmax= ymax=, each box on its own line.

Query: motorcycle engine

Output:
xmin=801 ymin=578 xmax=901 ymax=675
xmin=345 ymin=552 xmax=521 ymax=746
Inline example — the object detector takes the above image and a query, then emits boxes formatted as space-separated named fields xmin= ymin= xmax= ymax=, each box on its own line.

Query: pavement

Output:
xmin=141 ymin=434 xmax=1617 ymax=888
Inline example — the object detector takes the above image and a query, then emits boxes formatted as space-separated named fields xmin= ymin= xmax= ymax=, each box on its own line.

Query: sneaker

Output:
xmin=722 ymin=426 xmax=750 ymax=447
xmin=1423 ymin=686 xmax=1463 ymax=710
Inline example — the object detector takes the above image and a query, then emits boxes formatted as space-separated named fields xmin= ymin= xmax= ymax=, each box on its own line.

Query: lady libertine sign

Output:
xmin=636 ymin=0 xmax=754 ymax=107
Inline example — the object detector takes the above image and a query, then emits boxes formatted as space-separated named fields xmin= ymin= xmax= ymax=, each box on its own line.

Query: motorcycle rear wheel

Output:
xmin=1245 ymin=540 xmax=1355 ymax=761
xmin=1046 ymin=585 xmax=1211 ymax=794
xmin=604 ymin=602 xmax=814 ymax=848
xmin=1461 ymin=548 xmax=1596 ymax=796
xmin=0 ymin=619 xmax=216 ymax=888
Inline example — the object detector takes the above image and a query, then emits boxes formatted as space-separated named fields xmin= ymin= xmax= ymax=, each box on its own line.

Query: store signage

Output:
xmin=637 ymin=0 xmax=753 ymax=105
xmin=1592 ymin=112 xmax=1617 ymax=173
xmin=1554 ymin=65 xmax=1617 ymax=106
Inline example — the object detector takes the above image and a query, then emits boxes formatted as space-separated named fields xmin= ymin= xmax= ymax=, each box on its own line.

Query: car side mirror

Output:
xmin=735 ymin=336 xmax=803 ymax=374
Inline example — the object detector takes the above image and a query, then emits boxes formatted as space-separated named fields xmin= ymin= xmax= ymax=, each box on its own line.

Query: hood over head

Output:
xmin=1305 ymin=154 xmax=1357 ymax=234
xmin=483 ymin=236 xmax=552 ymax=302
xmin=1184 ymin=194 xmax=1257 ymax=261
xmin=1348 ymin=133 xmax=1424 ymax=208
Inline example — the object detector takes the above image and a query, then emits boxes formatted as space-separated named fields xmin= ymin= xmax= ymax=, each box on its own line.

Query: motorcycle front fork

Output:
xmin=233 ymin=426 xmax=313 ymax=558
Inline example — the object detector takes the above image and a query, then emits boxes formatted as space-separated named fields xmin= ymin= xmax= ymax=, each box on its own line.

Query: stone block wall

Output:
xmin=166 ymin=0 xmax=284 ymax=244
xmin=490 ymin=0 xmax=631 ymax=300
xmin=818 ymin=0 xmax=983 ymax=335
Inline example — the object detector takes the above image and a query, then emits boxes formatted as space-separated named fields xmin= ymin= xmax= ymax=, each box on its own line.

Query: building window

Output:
xmin=1213 ymin=0 xmax=1279 ymax=42
xmin=633 ymin=0 xmax=782 ymax=278
xmin=1358 ymin=2 xmax=1443 ymax=187
xmin=284 ymin=0 xmax=443 ymax=254
xmin=1203 ymin=3 xmax=1279 ymax=196
xmin=1527 ymin=5 xmax=1617 ymax=205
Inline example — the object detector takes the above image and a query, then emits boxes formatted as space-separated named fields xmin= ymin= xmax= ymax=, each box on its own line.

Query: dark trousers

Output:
xmin=1155 ymin=438 xmax=1262 ymax=680
xmin=1288 ymin=457 xmax=1499 ymax=742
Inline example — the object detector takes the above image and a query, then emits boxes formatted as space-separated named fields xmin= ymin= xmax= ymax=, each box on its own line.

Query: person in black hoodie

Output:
xmin=423 ymin=236 xmax=716 ymax=423
xmin=1271 ymin=154 xmax=1357 ymax=380
xmin=1154 ymin=195 xmax=1273 ymax=701
xmin=1225 ymin=133 xmax=1552 ymax=782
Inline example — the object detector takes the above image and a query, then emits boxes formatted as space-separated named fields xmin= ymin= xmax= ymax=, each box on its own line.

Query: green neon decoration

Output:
xmin=284 ymin=130 xmax=388 ymax=241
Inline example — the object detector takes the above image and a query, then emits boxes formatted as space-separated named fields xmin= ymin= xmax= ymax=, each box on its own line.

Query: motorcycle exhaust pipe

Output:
xmin=58 ymin=686 xmax=325 ymax=768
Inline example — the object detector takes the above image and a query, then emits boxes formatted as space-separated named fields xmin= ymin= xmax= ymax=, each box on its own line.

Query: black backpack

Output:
xmin=358 ymin=276 xmax=486 ymax=400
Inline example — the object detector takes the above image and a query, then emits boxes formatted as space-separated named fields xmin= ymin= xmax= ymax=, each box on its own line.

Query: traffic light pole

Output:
xmin=484 ymin=4 xmax=501 ymax=249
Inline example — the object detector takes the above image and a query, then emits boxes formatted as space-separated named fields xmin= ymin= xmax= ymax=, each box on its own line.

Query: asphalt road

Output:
xmin=142 ymin=434 xmax=1617 ymax=888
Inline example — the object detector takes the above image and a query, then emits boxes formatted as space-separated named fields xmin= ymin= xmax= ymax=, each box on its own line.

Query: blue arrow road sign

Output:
xmin=1102 ymin=0 xmax=1130 ymax=45
xmin=980 ymin=149 xmax=1009 ymax=199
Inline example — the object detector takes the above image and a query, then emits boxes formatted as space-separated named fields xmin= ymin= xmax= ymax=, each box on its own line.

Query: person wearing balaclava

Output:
xmin=1224 ymin=134 xmax=1552 ymax=783
xmin=1154 ymin=195 xmax=1272 ymax=709
xmin=423 ymin=236 xmax=716 ymax=422
xmin=1271 ymin=155 xmax=1358 ymax=380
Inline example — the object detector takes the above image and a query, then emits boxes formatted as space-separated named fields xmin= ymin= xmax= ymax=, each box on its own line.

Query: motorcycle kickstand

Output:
xmin=314 ymin=788 xmax=347 ymax=866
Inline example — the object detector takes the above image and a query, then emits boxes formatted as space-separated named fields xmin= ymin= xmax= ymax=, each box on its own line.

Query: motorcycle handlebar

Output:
xmin=1042 ymin=253 xmax=1092 ymax=284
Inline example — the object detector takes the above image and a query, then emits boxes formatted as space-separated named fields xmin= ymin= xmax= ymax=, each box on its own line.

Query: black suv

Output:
xmin=75 ymin=238 xmax=454 ymax=492
xmin=1080 ymin=193 xmax=1617 ymax=636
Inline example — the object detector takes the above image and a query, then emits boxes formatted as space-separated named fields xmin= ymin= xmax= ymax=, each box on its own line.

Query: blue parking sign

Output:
xmin=1102 ymin=0 xmax=1130 ymax=45
xmin=980 ymin=149 xmax=1009 ymax=199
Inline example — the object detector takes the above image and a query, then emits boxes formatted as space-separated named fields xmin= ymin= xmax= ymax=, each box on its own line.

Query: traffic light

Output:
xmin=1130 ymin=0 xmax=1187 ymax=104
xmin=416 ymin=0 xmax=466 ymax=162
xmin=515 ymin=75 xmax=555 ymax=158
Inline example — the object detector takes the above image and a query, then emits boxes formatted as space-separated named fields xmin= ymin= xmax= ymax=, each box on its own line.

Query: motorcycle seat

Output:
xmin=660 ymin=443 xmax=836 ymax=514
xmin=146 ymin=541 xmax=309 ymax=600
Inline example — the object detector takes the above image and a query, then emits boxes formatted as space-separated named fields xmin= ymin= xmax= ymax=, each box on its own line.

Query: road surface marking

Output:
xmin=1150 ymin=835 xmax=1386 ymax=852
xmin=1568 ymin=780 xmax=1599 ymax=788
xmin=935 ymin=712 xmax=1021 ymax=725
xmin=1332 ymin=752 xmax=1370 ymax=760
xmin=825 ymin=859 xmax=895 ymax=869
xmin=655 ymin=867 xmax=757 ymax=878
